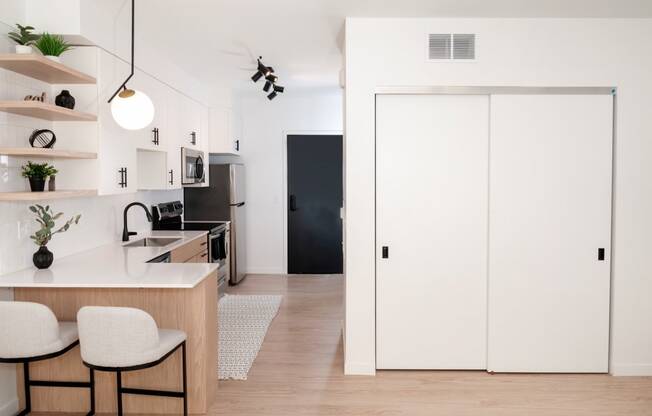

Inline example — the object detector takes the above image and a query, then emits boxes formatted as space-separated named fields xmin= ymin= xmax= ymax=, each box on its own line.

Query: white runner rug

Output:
xmin=218 ymin=294 xmax=282 ymax=380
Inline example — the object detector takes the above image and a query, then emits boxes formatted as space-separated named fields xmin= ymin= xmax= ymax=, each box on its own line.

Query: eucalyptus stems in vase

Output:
xmin=29 ymin=204 xmax=81 ymax=269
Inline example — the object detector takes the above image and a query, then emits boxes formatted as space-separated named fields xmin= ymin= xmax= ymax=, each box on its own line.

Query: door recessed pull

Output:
xmin=382 ymin=246 xmax=389 ymax=259
xmin=598 ymin=248 xmax=605 ymax=261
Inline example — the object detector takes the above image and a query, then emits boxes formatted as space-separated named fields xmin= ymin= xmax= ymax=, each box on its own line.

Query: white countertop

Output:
xmin=0 ymin=231 xmax=219 ymax=289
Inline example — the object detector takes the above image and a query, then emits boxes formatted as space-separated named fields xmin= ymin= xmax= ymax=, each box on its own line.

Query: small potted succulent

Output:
xmin=29 ymin=205 xmax=81 ymax=269
xmin=21 ymin=161 xmax=58 ymax=192
xmin=34 ymin=33 xmax=72 ymax=62
xmin=8 ymin=24 xmax=39 ymax=54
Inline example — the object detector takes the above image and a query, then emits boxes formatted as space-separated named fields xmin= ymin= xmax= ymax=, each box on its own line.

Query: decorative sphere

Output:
xmin=110 ymin=89 xmax=155 ymax=130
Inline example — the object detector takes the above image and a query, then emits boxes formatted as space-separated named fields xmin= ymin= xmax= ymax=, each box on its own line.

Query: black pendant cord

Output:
xmin=108 ymin=0 xmax=135 ymax=103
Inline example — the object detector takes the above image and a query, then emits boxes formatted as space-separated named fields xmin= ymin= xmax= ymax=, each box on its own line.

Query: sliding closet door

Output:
xmin=376 ymin=94 xmax=489 ymax=369
xmin=488 ymin=94 xmax=613 ymax=373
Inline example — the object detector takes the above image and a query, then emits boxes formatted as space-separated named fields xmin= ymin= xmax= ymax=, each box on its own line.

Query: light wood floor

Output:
xmin=211 ymin=274 xmax=652 ymax=416
xmin=32 ymin=274 xmax=652 ymax=415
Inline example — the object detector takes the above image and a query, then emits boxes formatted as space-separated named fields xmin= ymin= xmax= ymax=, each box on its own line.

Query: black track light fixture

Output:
xmin=251 ymin=56 xmax=285 ymax=100
xmin=251 ymin=71 xmax=263 ymax=82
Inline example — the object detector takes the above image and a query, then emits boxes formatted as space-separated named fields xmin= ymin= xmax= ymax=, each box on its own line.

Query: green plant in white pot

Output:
xmin=29 ymin=205 xmax=81 ymax=269
xmin=34 ymin=33 xmax=72 ymax=62
xmin=8 ymin=24 xmax=39 ymax=54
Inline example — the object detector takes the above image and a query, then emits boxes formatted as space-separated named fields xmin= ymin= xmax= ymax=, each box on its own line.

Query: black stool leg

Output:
xmin=86 ymin=367 xmax=95 ymax=416
xmin=116 ymin=370 xmax=123 ymax=416
xmin=182 ymin=341 xmax=188 ymax=416
xmin=16 ymin=361 xmax=31 ymax=416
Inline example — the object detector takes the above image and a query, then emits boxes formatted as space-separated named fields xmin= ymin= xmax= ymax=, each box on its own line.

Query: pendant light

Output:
xmin=107 ymin=0 xmax=154 ymax=130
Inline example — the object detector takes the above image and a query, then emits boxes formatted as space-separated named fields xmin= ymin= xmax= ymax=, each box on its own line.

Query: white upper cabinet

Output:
xmin=130 ymin=70 xmax=168 ymax=152
xmin=97 ymin=49 xmax=137 ymax=195
xmin=178 ymin=94 xmax=202 ymax=150
xmin=209 ymin=107 xmax=241 ymax=155
xmin=166 ymin=89 xmax=183 ymax=190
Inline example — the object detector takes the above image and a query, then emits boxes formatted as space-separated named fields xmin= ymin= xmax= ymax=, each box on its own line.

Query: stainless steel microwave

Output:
xmin=181 ymin=147 xmax=205 ymax=185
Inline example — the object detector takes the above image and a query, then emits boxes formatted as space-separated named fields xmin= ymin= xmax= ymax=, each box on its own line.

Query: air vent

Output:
xmin=453 ymin=34 xmax=475 ymax=59
xmin=428 ymin=33 xmax=476 ymax=61
xmin=428 ymin=34 xmax=451 ymax=60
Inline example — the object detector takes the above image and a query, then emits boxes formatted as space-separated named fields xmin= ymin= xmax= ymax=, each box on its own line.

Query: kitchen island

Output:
xmin=0 ymin=230 xmax=219 ymax=415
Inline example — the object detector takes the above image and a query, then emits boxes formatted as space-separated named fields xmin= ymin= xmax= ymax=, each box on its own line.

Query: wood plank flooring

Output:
xmin=212 ymin=275 xmax=652 ymax=416
xmin=32 ymin=274 xmax=652 ymax=415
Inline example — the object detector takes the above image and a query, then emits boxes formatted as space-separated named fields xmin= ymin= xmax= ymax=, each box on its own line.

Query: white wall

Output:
xmin=344 ymin=18 xmax=652 ymax=376
xmin=236 ymin=88 xmax=343 ymax=274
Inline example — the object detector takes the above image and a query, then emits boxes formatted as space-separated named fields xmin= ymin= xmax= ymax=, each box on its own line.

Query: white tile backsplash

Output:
xmin=0 ymin=189 xmax=183 ymax=275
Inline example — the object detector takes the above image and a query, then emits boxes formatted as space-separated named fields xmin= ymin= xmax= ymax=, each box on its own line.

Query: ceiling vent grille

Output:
xmin=428 ymin=33 xmax=476 ymax=61
xmin=428 ymin=34 xmax=451 ymax=60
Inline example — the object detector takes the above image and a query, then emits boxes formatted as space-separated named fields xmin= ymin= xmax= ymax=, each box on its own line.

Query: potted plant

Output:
xmin=7 ymin=24 xmax=39 ymax=54
xmin=21 ymin=161 xmax=58 ymax=192
xmin=34 ymin=33 xmax=72 ymax=62
xmin=29 ymin=205 xmax=81 ymax=269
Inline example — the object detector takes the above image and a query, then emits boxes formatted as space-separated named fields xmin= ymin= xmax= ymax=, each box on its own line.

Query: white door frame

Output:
xmin=373 ymin=86 xmax=617 ymax=371
xmin=282 ymin=130 xmax=344 ymax=274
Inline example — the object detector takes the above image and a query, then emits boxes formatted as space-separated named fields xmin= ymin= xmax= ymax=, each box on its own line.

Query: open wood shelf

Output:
xmin=0 ymin=148 xmax=97 ymax=159
xmin=0 ymin=54 xmax=96 ymax=84
xmin=0 ymin=190 xmax=98 ymax=201
xmin=0 ymin=101 xmax=97 ymax=121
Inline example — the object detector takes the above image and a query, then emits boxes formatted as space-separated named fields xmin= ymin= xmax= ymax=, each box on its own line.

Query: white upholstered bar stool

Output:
xmin=0 ymin=301 xmax=94 ymax=416
xmin=77 ymin=306 xmax=188 ymax=416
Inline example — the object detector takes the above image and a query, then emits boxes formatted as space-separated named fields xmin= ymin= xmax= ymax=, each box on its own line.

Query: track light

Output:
xmin=265 ymin=73 xmax=278 ymax=83
xmin=251 ymin=71 xmax=263 ymax=82
xmin=251 ymin=56 xmax=285 ymax=100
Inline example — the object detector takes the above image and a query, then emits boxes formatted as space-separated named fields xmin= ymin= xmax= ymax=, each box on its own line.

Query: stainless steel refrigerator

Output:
xmin=184 ymin=164 xmax=247 ymax=285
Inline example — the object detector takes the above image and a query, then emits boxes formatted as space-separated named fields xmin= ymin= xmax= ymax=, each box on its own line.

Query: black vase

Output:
xmin=33 ymin=246 xmax=54 ymax=269
xmin=55 ymin=90 xmax=75 ymax=109
xmin=28 ymin=177 xmax=46 ymax=192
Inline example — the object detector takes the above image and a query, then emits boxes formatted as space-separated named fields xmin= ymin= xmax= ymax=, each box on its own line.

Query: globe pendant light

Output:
xmin=107 ymin=0 xmax=154 ymax=130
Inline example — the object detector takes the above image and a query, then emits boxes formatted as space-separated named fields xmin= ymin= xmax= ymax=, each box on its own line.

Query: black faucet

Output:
xmin=122 ymin=202 xmax=153 ymax=242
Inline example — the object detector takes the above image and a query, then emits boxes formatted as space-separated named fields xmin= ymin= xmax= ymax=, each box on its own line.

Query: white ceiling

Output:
xmin=136 ymin=0 xmax=652 ymax=90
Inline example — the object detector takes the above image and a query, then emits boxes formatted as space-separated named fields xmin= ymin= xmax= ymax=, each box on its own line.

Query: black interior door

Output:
xmin=287 ymin=134 xmax=343 ymax=274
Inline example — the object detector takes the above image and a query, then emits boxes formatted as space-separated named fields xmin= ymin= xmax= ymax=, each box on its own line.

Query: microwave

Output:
xmin=181 ymin=147 xmax=205 ymax=185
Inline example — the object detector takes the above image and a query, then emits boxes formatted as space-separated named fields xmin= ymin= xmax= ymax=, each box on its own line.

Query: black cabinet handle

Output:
xmin=118 ymin=167 xmax=127 ymax=188
xmin=169 ymin=169 xmax=174 ymax=185
xmin=598 ymin=248 xmax=605 ymax=261
xmin=152 ymin=127 xmax=159 ymax=145
xmin=190 ymin=131 xmax=196 ymax=145
xmin=235 ymin=139 xmax=240 ymax=152
xmin=289 ymin=195 xmax=297 ymax=211
xmin=382 ymin=246 xmax=389 ymax=259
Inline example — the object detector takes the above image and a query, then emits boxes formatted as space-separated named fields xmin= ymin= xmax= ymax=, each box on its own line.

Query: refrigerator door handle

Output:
xmin=289 ymin=195 xmax=297 ymax=211
xmin=230 ymin=202 xmax=245 ymax=207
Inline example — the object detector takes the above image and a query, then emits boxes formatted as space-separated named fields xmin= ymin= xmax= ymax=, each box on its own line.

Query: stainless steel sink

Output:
xmin=123 ymin=237 xmax=181 ymax=248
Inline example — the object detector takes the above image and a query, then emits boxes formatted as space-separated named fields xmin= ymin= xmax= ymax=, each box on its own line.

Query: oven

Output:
xmin=181 ymin=147 xmax=205 ymax=185
xmin=208 ymin=223 xmax=229 ymax=296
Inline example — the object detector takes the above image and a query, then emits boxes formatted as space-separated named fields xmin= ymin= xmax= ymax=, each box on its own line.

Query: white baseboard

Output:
xmin=0 ymin=398 xmax=18 ymax=416
xmin=610 ymin=363 xmax=652 ymax=376
xmin=344 ymin=361 xmax=376 ymax=376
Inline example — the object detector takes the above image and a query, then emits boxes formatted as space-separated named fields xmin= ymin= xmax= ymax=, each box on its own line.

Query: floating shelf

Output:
xmin=0 ymin=101 xmax=97 ymax=121
xmin=0 ymin=148 xmax=97 ymax=159
xmin=0 ymin=190 xmax=98 ymax=201
xmin=0 ymin=54 xmax=96 ymax=84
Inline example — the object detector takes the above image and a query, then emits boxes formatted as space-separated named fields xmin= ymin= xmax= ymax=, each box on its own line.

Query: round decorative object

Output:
xmin=29 ymin=129 xmax=56 ymax=148
xmin=33 ymin=245 xmax=54 ymax=269
xmin=110 ymin=89 xmax=154 ymax=130
xmin=55 ymin=90 xmax=75 ymax=109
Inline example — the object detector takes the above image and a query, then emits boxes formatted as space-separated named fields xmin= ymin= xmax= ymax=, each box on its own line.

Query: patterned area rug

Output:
xmin=218 ymin=294 xmax=282 ymax=380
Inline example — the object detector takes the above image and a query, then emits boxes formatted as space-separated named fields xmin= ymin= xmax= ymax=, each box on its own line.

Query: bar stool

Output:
xmin=77 ymin=306 xmax=188 ymax=416
xmin=0 ymin=301 xmax=94 ymax=416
